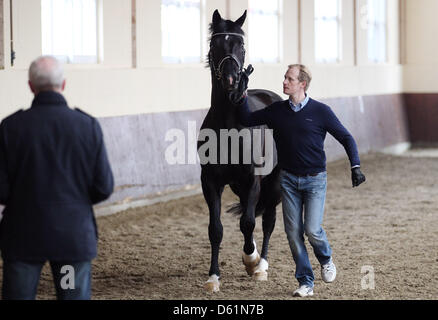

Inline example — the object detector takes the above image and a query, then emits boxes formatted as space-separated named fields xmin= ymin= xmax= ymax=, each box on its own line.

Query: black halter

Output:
xmin=209 ymin=32 xmax=245 ymax=81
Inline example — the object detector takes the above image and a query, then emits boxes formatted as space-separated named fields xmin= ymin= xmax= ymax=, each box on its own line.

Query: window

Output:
xmin=161 ymin=0 xmax=202 ymax=63
xmin=367 ymin=0 xmax=387 ymax=63
xmin=314 ymin=0 xmax=342 ymax=63
xmin=248 ymin=0 xmax=281 ymax=63
xmin=41 ymin=0 xmax=98 ymax=64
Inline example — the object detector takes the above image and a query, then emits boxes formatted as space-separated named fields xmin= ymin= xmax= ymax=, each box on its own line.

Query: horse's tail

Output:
xmin=226 ymin=166 xmax=282 ymax=217
xmin=226 ymin=200 xmax=272 ymax=217
xmin=226 ymin=202 xmax=245 ymax=216
xmin=226 ymin=202 xmax=266 ymax=217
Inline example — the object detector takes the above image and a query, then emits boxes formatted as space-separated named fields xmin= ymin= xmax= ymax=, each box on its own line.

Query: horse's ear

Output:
xmin=235 ymin=10 xmax=247 ymax=27
xmin=213 ymin=9 xmax=222 ymax=25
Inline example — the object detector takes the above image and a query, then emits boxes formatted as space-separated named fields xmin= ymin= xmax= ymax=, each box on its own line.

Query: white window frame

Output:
xmin=161 ymin=0 xmax=204 ymax=64
xmin=367 ymin=0 xmax=387 ymax=63
xmin=41 ymin=0 xmax=100 ymax=64
xmin=314 ymin=0 xmax=342 ymax=64
xmin=248 ymin=0 xmax=282 ymax=64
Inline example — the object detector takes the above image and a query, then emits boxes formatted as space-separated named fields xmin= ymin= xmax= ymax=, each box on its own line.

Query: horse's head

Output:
xmin=208 ymin=10 xmax=247 ymax=92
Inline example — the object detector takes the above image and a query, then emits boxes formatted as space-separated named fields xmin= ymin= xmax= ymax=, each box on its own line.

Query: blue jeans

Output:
xmin=280 ymin=170 xmax=332 ymax=288
xmin=2 ymin=260 xmax=92 ymax=300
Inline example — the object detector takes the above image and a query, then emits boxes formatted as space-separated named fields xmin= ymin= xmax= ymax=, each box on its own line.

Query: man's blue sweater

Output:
xmin=239 ymin=97 xmax=360 ymax=175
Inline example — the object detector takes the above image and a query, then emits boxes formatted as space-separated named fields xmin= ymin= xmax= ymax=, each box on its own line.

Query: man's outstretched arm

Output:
xmin=324 ymin=107 xmax=366 ymax=188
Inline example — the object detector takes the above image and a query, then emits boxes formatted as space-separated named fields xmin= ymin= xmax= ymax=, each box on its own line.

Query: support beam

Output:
xmin=0 ymin=0 xmax=4 ymax=68
xmin=297 ymin=0 xmax=302 ymax=64
xmin=399 ymin=0 xmax=406 ymax=65
xmin=353 ymin=0 xmax=358 ymax=66
xmin=225 ymin=0 xmax=230 ymax=19
xmin=131 ymin=0 xmax=137 ymax=68
xmin=9 ymin=0 xmax=14 ymax=66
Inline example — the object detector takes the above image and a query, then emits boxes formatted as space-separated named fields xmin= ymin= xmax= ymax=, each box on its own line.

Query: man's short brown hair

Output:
xmin=288 ymin=64 xmax=312 ymax=92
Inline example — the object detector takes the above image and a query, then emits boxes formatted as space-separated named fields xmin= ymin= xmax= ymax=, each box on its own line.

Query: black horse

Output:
xmin=197 ymin=10 xmax=282 ymax=292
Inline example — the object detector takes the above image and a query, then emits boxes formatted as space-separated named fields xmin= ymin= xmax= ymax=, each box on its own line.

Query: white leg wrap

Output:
xmin=206 ymin=274 xmax=220 ymax=283
xmin=242 ymin=241 xmax=258 ymax=264
xmin=255 ymin=258 xmax=269 ymax=273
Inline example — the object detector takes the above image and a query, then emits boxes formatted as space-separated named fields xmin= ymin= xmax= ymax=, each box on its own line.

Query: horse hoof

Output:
xmin=204 ymin=281 xmax=220 ymax=293
xmin=243 ymin=253 xmax=261 ymax=276
xmin=204 ymin=275 xmax=220 ymax=293
xmin=253 ymin=258 xmax=269 ymax=281
xmin=253 ymin=271 xmax=268 ymax=281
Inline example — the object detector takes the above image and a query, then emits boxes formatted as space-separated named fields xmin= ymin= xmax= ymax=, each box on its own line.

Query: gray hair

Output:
xmin=28 ymin=56 xmax=64 ymax=91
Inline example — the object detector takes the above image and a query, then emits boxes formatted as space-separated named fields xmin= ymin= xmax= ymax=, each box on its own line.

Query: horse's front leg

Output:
xmin=201 ymin=172 xmax=224 ymax=293
xmin=240 ymin=177 xmax=261 ymax=277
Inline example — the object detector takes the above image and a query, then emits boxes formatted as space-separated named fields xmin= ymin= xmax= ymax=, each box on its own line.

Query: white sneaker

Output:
xmin=321 ymin=258 xmax=337 ymax=283
xmin=293 ymin=285 xmax=314 ymax=297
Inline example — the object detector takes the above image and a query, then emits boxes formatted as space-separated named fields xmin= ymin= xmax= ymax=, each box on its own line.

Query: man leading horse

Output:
xmin=233 ymin=63 xmax=366 ymax=297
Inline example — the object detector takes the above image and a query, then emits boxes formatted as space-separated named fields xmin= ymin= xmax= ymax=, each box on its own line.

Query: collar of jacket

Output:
xmin=31 ymin=91 xmax=68 ymax=108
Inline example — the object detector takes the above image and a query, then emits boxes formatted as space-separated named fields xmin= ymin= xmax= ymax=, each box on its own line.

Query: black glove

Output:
xmin=229 ymin=64 xmax=254 ymax=105
xmin=352 ymin=167 xmax=366 ymax=188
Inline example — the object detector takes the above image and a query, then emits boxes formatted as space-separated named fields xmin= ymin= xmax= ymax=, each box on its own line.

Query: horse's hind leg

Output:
xmin=201 ymin=173 xmax=224 ymax=293
xmin=253 ymin=206 xmax=277 ymax=281
xmin=261 ymin=206 xmax=277 ymax=260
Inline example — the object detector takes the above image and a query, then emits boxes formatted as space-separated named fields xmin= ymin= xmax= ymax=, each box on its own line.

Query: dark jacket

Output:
xmin=0 ymin=91 xmax=114 ymax=261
